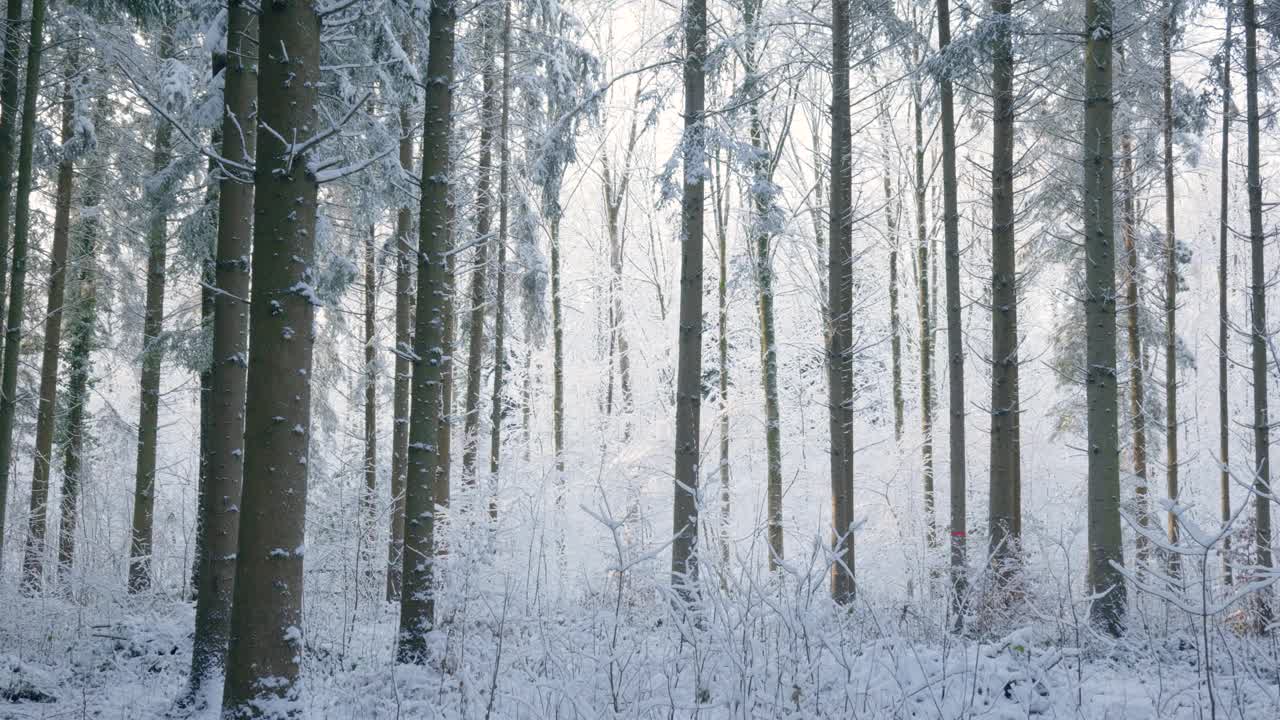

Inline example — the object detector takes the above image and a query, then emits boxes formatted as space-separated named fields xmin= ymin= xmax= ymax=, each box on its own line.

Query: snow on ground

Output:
xmin=3 ymin=566 xmax=1278 ymax=719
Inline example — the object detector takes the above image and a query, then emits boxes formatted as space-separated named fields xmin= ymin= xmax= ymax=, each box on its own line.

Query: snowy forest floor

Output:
xmin=3 ymin=562 xmax=1280 ymax=719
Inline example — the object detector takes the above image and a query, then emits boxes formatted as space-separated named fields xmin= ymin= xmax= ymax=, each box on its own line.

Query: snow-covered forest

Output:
xmin=0 ymin=0 xmax=1279 ymax=717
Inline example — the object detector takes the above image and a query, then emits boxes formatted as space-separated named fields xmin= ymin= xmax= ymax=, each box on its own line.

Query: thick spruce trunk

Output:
xmin=221 ymin=0 xmax=321 ymax=710
xmin=397 ymin=0 xmax=455 ymax=663
xmin=189 ymin=0 xmax=256 ymax=694
xmin=989 ymin=0 xmax=1021 ymax=574
xmin=1083 ymin=0 xmax=1126 ymax=635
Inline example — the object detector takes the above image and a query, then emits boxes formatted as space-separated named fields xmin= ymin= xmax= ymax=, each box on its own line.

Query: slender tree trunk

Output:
xmin=396 ymin=0 xmax=455 ymax=662
xmin=20 ymin=59 xmax=75 ymax=592
xmin=1 ymin=0 xmax=48 ymax=589
xmin=189 ymin=0 xmax=255 ymax=693
xmin=221 ymin=0 xmax=321 ymax=710
xmin=127 ymin=27 xmax=176 ymax=595
xmin=550 ymin=214 xmax=565 ymax=565
xmin=828 ymin=0 xmax=855 ymax=603
xmin=715 ymin=157 xmax=730 ymax=567
xmin=460 ymin=22 xmax=496 ymax=486
xmin=605 ymin=202 xmax=633 ymax=427
xmin=1243 ymin=0 xmax=1273 ymax=629
xmin=881 ymin=105 xmax=904 ymax=445
xmin=0 ymin=0 xmax=23 ymax=562
xmin=1083 ymin=0 xmax=1126 ymax=636
xmin=387 ymin=103 xmax=414 ymax=602
xmin=363 ymin=225 xmax=378 ymax=576
xmin=1121 ymin=109 xmax=1151 ymax=564
xmin=1161 ymin=2 xmax=1180 ymax=568
xmin=0 ymin=0 xmax=23 ymax=366
xmin=436 ymin=202 xmax=454 ymax=525
xmin=487 ymin=0 xmax=512 ymax=520
xmin=912 ymin=72 xmax=937 ymax=553
xmin=937 ymin=0 xmax=966 ymax=622
xmin=989 ymin=0 xmax=1021 ymax=575
xmin=741 ymin=0 xmax=782 ymax=569
xmin=58 ymin=96 xmax=106 ymax=584
xmin=1217 ymin=7 xmax=1233 ymax=588
xmin=671 ymin=0 xmax=707 ymax=593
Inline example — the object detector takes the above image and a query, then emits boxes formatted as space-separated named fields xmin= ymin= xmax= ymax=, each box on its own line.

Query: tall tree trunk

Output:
xmin=880 ymin=104 xmax=904 ymax=445
xmin=387 ymin=103 xmax=414 ymax=602
xmin=189 ymin=0 xmax=255 ymax=693
xmin=742 ymin=0 xmax=782 ymax=570
xmin=0 ymin=0 xmax=24 ymax=560
xmin=1217 ymin=7 xmax=1233 ymax=588
xmin=363 ymin=225 xmax=378 ymax=576
xmin=550 ymin=213 xmax=565 ymax=565
xmin=396 ymin=0 xmax=455 ymax=663
xmin=487 ymin=0 xmax=512 ymax=520
xmin=989 ymin=0 xmax=1021 ymax=575
xmin=1243 ymin=0 xmax=1273 ymax=629
xmin=1 ymin=0 xmax=48 ymax=589
xmin=1161 ymin=1 xmax=1180 ymax=568
xmin=436 ymin=203 xmax=454 ymax=528
xmin=937 ymin=0 xmax=966 ymax=622
xmin=58 ymin=96 xmax=106 ymax=584
xmin=913 ymin=71 xmax=937 ymax=552
xmin=828 ymin=0 xmax=855 ymax=603
xmin=20 ymin=58 xmax=75 ymax=592
xmin=127 ymin=27 xmax=176 ymax=595
xmin=604 ymin=196 xmax=633 ymax=429
xmin=221 ymin=0 xmax=320 ymax=710
xmin=671 ymin=0 xmax=707 ymax=593
xmin=713 ymin=153 xmax=730 ymax=567
xmin=460 ymin=22 xmax=496 ymax=486
xmin=1120 ymin=102 xmax=1151 ymax=564
xmin=1083 ymin=0 xmax=1126 ymax=636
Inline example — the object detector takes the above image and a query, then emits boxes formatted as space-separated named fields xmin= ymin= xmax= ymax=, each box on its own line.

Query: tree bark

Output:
xmin=712 ymin=151 xmax=731 ymax=567
xmin=0 ymin=0 xmax=23 ymax=558
xmin=1243 ymin=0 xmax=1273 ymax=629
xmin=937 ymin=0 xmax=966 ymax=622
xmin=190 ymin=0 xmax=255 ymax=693
xmin=989 ymin=0 xmax=1021 ymax=575
xmin=880 ymin=103 xmax=904 ymax=445
xmin=363 ymin=225 xmax=378 ymax=576
xmin=741 ymin=0 xmax=782 ymax=570
xmin=671 ymin=0 xmax=707 ymax=593
xmin=1120 ymin=93 xmax=1151 ymax=564
xmin=828 ymin=0 xmax=855 ymax=603
xmin=387 ymin=103 xmax=414 ymax=602
xmin=1217 ymin=7 xmax=1233 ymax=588
xmin=396 ymin=0 xmax=455 ymax=663
xmin=1 ymin=0 xmax=48 ymax=589
xmin=1083 ymin=0 xmax=1126 ymax=636
xmin=551 ymin=214 xmax=565 ymax=565
xmin=913 ymin=70 xmax=937 ymax=552
xmin=460 ymin=21 xmax=496 ymax=486
xmin=127 ymin=27 xmax=176 ymax=595
xmin=436 ymin=203 xmax=454 ymax=530
xmin=487 ymin=0 xmax=513 ymax=520
xmin=0 ymin=0 xmax=24 ymax=401
xmin=221 ymin=0 xmax=320 ymax=710
xmin=21 ymin=57 xmax=75 ymax=592
xmin=1160 ymin=1 xmax=1180 ymax=567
